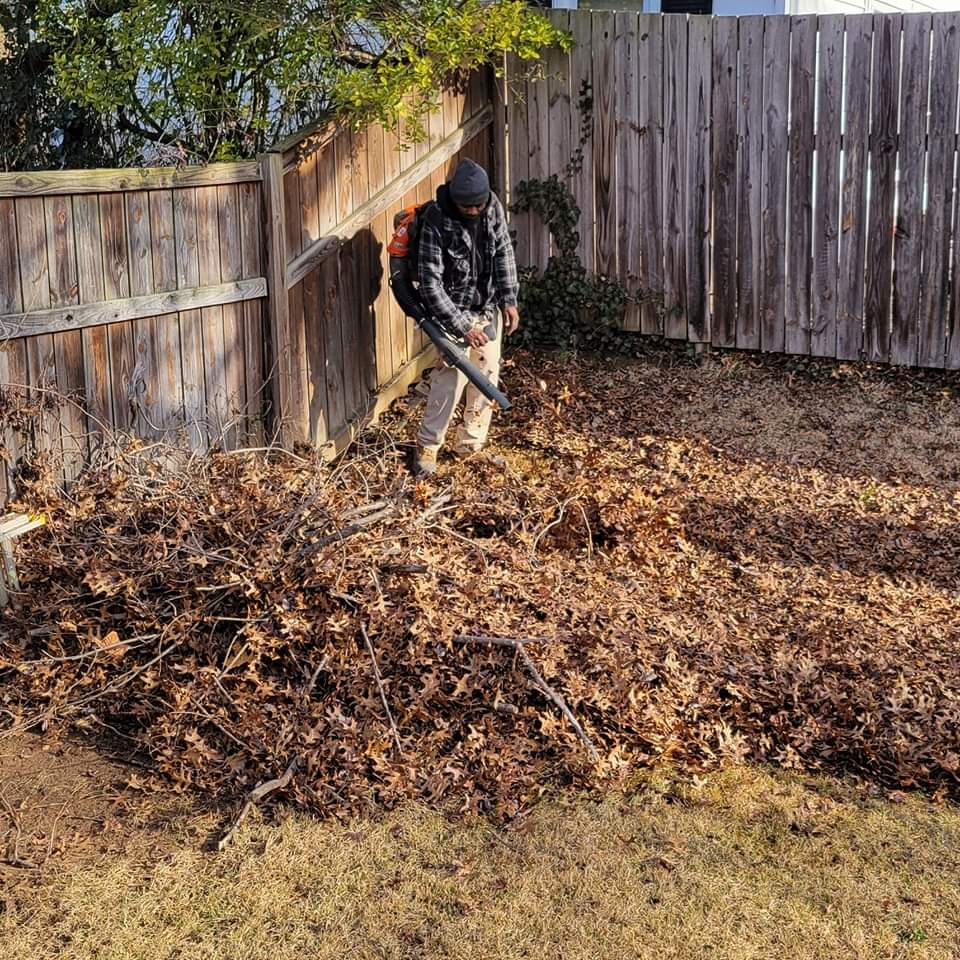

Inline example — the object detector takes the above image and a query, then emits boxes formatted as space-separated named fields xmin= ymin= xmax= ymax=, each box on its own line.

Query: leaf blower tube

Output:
xmin=389 ymin=256 xmax=511 ymax=412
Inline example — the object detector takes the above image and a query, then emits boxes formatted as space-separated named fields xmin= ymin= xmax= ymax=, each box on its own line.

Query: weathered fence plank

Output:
xmin=760 ymin=17 xmax=789 ymax=354
xmin=319 ymin=252 xmax=347 ymax=437
xmin=365 ymin=122 xmax=394 ymax=391
xmin=507 ymin=53 xmax=532 ymax=270
xmin=686 ymin=15 xmax=712 ymax=343
xmin=864 ymin=14 xmax=902 ymax=365
xmin=148 ymin=189 xmax=184 ymax=431
xmin=594 ymin=11 xmax=618 ymax=281
xmin=125 ymin=190 xmax=160 ymax=437
xmin=615 ymin=12 xmax=640 ymax=330
xmin=72 ymin=194 xmax=112 ymax=442
xmin=196 ymin=186 xmax=230 ymax=442
xmin=382 ymin=117 xmax=409 ymax=378
xmin=217 ymin=183 xmax=247 ymax=449
xmin=17 ymin=197 xmax=59 ymax=460
xmin=919 ymin=13 xmax=960 ymax=368
xmin=637 ymin=14 xmax=664 ymax=335
xmin=786 ymin=15 xmax=816 ymax=356
xmin=173 ymin=188 xmax=206 ymax=448
xmin=0 ymin=162 xmax=261 ymax=198
xmin=299 ymin=145 xmax=321 ymax=250
xmin=334 ymin=130 xmax=362 ymax=425
xmin=811 ymin=16 xmax=843 ymax=358
xmin=663 ymin=14 xmax=688 ymax=339
xmin=736 ymin=16 xmax=764 ymax=350
xmin=238 ymin=181 xmax=265 ymax=443
xmin=527 ymin=54 xmax=551 ymax=272
xmin=836 ymin=15 xmax=872 ymax=361
xmin=46 ymin=193 xmax=86 ymax=479
xmin=303 ymin=253 xmax=329 ymax=445
xmin=547 ymin=11 xmax=572 ymax=263
xmin=0 ymin=280 xmax=266 ymax=341
xmin=891 ymin=14 xmax=931 ymax=368
xmin=100 ymin=192 xmax=136 ymax=433
xmin=570 ymin=12 xmax=595 ymax=274
xmin=711 ymin=15 xmax=738 ymax=349
xmin=0 ymin=198 xmax=26 ymax=500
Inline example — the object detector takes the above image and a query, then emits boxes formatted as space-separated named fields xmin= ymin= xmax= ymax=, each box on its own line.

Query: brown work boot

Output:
xmin=413 ymin=445 xmax=438 ymax=476
xmin=453 ymin=446 xmax=507 ymax=468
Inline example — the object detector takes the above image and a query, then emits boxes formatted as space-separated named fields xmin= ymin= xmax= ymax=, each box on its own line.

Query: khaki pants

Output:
xmin=417 ymin=314 xmax=502 ymax=454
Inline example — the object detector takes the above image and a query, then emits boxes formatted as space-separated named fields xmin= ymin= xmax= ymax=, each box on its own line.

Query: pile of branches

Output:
xmin=2 ymin=355 xmax=959 ymax=816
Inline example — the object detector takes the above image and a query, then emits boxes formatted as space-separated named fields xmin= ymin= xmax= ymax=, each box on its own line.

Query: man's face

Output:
xmin=454 ymin=200 xmax=487 ymax=222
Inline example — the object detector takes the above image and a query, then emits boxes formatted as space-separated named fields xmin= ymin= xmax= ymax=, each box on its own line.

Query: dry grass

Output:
xmin=4 ymin=766 xmax=959 ymax=960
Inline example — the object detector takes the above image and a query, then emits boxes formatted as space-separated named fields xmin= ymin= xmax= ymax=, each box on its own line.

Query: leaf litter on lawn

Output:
xmin=1 ymin=349 xmax=958 ymax=819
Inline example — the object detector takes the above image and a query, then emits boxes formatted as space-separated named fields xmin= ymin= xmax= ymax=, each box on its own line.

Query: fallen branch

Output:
xmin=458 ymin=634 xmax=600 ymax=763
xmin=0 ymin=792 xmax=35 ymax=870
xmin=458 ymin=633 xmax=539 ymax=647
xmin=297 ymin=505 xmax=396 ymax=559
xmin=301 ymin=655 xmax=330 ymax=702
xmin=360 ymin=624 xmax=403 ymax=756
xmin=217 ymin=756 xmax=300 ymax=852
xmin=516 ymin=643 xmax=600 ymax=763
xmin=15 ymin=632 xmax=160 ymax=666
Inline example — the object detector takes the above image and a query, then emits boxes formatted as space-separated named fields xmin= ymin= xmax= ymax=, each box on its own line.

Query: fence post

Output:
xmin=491 ymin=60 xmax=508 ymax=204
xmin=260 ymin=150 xmax=297 ymax=449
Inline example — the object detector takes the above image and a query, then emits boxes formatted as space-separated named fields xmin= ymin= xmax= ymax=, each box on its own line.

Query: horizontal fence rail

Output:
xmin=0 ymin=162 xmax=262 ymax=197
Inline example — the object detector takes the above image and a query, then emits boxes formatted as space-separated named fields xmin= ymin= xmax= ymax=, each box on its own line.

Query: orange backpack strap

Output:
xmin=387 ymin=204 xmax=421 ymax=257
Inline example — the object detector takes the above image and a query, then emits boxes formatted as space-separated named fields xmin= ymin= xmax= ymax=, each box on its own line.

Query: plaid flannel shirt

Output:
xmin=417 ymin=191 xmax=518 ymax=336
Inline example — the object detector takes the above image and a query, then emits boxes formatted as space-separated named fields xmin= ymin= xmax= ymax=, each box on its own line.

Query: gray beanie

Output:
xmin=449 ymin=159 xmax=490 ymax=206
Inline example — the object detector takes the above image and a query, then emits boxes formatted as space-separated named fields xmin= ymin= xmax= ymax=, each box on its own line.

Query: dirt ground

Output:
xmin=0 ymin=732 xmax=206 ymax=883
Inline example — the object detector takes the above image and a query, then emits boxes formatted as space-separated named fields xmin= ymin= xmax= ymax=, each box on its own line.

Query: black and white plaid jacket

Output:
xmin=417 ymin=185 xmax=519 ymax=336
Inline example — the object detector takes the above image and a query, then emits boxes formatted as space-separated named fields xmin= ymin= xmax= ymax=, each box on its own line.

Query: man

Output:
xmin=414 ymin=158 xmax=520 ymax=476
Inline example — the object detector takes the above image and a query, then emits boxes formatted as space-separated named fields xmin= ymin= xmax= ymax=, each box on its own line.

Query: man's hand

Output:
xmin=464 ymin=327 xmax=489 ymax=349
xmin=504 ymin=305 xmax=520 ymax=335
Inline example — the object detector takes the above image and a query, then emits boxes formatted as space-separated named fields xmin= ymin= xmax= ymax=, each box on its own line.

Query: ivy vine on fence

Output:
xmin=508 ymin=79 xmax=668 ymax=355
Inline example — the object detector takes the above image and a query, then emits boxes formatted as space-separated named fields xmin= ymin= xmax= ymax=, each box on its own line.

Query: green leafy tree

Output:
xmin=1 ymin=1 xmax=123 ymax=170
xmin=30 ymin=0 xmax=567 ymax=166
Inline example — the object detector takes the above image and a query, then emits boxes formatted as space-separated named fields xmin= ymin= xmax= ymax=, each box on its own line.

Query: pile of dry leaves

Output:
xmin=2 ymin=350 xmax=958 ymax=816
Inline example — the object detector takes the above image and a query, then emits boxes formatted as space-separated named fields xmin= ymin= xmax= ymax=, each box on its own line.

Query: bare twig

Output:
xmin=297 ymin=505 xmax=396 ymax=559
xmin=416 ymin=490 xmax=454 ymax=522
xmin=516 ymin=643 xmax=600 ymax=763
xmin=15 ymin=632 xmax=160 ymax=666
xmin=217 ymin=756 xmax=300 ymax=852
xmin=531 ymin=496 xmax=582 ymax=559
xmin=301 ymin=655 xmax=330 ymax=702
xmin=0 ymin=792 xmax=35 ymax=870
xmin=340 ymin=497 xmax=392 ymax=521
xmin=458 ymin=634 xmax=534 ymax=648
xmin=457 ymin=634 xmax=600 ymax=763
xmin=360 ymin=624 xmax=403 ymax=756
xmin=73 ymin=643 xmax=178 ymax=708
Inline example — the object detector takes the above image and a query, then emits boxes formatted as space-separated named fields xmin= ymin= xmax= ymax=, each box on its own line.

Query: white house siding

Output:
xmin=788 ymin=0 xmax=939 ymax=13
xmin=568 ymin=0 xmax=946 ymax=13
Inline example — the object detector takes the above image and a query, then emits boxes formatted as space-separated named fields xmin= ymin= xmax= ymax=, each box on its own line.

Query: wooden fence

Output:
xmin=0 ymin=164 xmax=269 ymax=505
xmin=0 ymin=76 xmax=494 ymax=499
xmin=264 ymin=72 xmax=493 ymax=451
xmin=507 ymin=10 xmax=960 ymax=370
